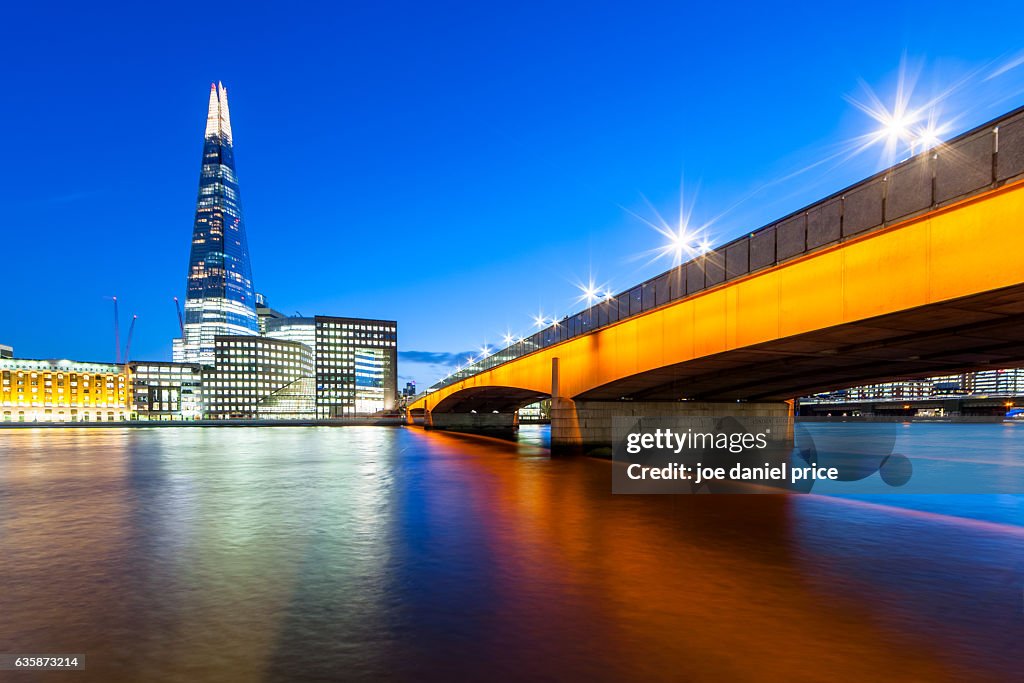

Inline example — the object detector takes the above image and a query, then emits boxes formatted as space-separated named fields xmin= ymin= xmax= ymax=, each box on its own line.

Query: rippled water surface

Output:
xmin=0 ymin=425 xmax=1021 ymax=682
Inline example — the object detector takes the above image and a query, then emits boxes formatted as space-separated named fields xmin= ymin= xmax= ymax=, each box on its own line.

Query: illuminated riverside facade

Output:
xmin=0 ymin=358 xmax=129 ymax=422
xmin=181 ymin=314 xmax=397 ymax=418
xmin=202 ymin=336 xmax=314 ymax=419
xmin=246 ymin=315 xmax=399 ymax=416
xmin=316 ymin=316 xmax=397 ymax=417
xmin=799 ymin=369 xmax=1024 ymax=416
xmin=173 ymin=82 xmax=259 ymax=365
xmin=128 ymin=361 xmax=203 ymax=420
xmin=804 ymin=369 xmax=1024 ymax=403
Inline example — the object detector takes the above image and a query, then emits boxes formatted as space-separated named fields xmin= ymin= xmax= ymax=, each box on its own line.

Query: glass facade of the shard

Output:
xmin=173 ymin=82 xmax=259 ymax=365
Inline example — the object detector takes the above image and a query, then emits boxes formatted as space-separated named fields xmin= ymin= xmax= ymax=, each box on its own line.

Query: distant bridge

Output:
xmin=410 ymin=106 xmax=1024 ymax=453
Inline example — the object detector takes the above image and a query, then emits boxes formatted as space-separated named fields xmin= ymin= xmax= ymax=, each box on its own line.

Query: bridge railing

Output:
xmin=428 ymin=105 xmax=1024 ymax=393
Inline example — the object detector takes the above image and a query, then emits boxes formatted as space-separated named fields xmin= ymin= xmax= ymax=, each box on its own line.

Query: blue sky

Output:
xmin=3 ymin=1 xmax=1024 ymax=386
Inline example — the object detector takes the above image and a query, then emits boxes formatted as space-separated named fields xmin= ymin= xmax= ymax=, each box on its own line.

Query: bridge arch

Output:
xmin=431 ymin=385 xmax=550 ymax=414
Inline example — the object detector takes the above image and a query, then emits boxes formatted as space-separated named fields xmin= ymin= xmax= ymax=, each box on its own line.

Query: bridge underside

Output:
xmin=431 ymin=386 xmax=550 ymax=414
xmin=578 ymin=284 xmax=1024 ymax=402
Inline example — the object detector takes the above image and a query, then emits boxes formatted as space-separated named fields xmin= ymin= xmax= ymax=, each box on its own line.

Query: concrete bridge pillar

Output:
xmin=424 ymin=409 xmax=518 ymax=434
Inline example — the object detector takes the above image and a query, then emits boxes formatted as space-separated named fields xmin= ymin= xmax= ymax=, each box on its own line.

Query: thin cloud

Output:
xmin=399 ymin=350 xmax=476 ymax=366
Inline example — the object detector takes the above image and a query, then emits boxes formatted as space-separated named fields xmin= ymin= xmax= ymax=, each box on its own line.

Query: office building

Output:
xmin=174 ymin=82 xmax=259 ymax=364
xmin=842 ymin=379 xmax=933 ymax=402
xmin=128 ymin=361 xmax=203 ymax=420
xmin=265 ymin=316 xmax=316 ymax=353
xmin=246 ymin=315 xmax=398 ymax=417
xmin=255 ymin=292 xmax=286 ymax=335
xmin=803 ymin=368 xmax=1024 ymax=406
xmin=315 ymin=316 xmax=398 ymax=417
xmin=0 ymin=344 xmax=12 ymax=359
xmin=0 ymin=358 xmax=129 ymax=422
xmin=964 ymin=369 xmax=1024 ymax=395
xmin=202 ymin=336 xmax=313 ymax=419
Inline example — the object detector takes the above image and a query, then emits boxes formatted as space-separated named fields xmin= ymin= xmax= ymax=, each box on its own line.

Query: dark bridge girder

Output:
xmin=430 ymin=386 xmax=550 ymax=414
xmin=574 ymin=284 xmax=1024 ymax=402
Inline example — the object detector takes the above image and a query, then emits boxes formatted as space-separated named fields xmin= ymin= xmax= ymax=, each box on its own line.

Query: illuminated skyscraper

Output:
xmin=173 ymin=82 xmax=259 ymax=364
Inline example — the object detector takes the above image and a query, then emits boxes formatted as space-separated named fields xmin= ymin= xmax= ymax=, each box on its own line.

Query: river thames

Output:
xmin=0 ymin=425 xmax=1021 ymax=681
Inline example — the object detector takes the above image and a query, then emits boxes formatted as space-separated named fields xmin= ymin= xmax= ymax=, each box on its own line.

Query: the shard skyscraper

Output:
xmin=173 ymin=82 xmax=259 ymax=364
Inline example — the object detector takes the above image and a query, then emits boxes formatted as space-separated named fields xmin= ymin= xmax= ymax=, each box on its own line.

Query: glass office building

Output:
xmin=315 ymin=316 xmax=398 ymax=417
xmin=174 ymin=82 xmax=259 ymax=365
xmin=202 ymin=336 xmax=314 ymax=419
xmin=265 ymin=317 xmax=316 ymax=353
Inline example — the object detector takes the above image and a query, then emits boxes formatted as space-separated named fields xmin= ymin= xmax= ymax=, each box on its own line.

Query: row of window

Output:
xmin=2 ymin=372 xmax=123 ymax=381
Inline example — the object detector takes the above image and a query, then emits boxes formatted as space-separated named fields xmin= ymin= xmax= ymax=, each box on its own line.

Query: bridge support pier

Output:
xmin=550 ymin=398 xmax=791 ymax=457
xmin=424 ymin=409 xmax=518 ymax=435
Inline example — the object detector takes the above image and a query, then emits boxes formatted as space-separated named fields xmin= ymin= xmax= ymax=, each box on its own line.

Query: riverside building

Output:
xmin=128 ymin=361 xmax=203 ymax=420
xmin=202 ymin=336 xmax=314 ymax=419
xmin=245 ymin=315 xmax=399 ymax=417
xmin=0 ymin=358 xmax=129 ymax=422
xmin=315 ymin=316 xmax=397 ymax=417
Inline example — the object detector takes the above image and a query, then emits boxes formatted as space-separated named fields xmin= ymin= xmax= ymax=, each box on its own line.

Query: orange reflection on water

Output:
xmin=409 ymin=428 xmax=990 ymax=682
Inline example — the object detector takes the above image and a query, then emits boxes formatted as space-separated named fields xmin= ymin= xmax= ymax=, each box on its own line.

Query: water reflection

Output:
xmin=0 ymin=426 xmax=1020 ymax=681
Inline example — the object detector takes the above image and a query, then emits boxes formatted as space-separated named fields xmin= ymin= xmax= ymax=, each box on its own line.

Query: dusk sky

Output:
xmin=4 ymin=1 xmax=1024 ymax=386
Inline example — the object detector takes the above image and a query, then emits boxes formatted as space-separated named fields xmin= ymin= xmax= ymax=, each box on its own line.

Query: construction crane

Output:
xmin=123 ymin=315 xmax=138 ymax=364
xmin=113 ymin=296 xmax=121 ymax=364
xmin=173 ymin=297 xmax=185 ymax=335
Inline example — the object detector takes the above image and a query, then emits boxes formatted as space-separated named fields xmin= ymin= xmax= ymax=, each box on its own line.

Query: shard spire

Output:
xmin=217 ymin=81 xmax=233 ymax=144
xmin=203 ymin=81 xmax=234 ymax=144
